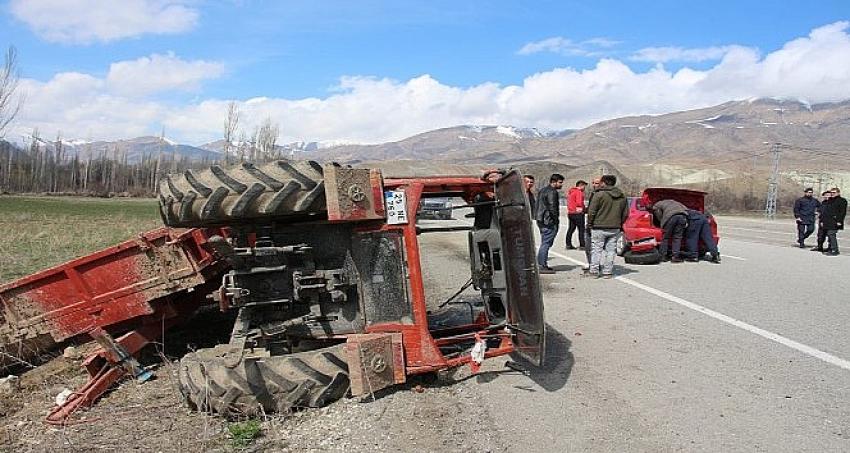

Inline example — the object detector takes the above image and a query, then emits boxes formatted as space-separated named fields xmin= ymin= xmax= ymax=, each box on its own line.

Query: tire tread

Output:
xmin=158 ymin=160 xmax=327 ymax=227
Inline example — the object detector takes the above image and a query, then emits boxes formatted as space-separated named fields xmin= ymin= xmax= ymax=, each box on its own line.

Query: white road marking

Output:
xmin=723 ymin=226 xmax=795 ymax=236
xmin=550 ymin=251 xmax=586 ymax=266
xmin=616 ymin=277 xmax=850 ymax=371
xmin=548 ymin=250 xmax=850 ymax=371
xmin=552 ymin=250 xmax=747 ymax=263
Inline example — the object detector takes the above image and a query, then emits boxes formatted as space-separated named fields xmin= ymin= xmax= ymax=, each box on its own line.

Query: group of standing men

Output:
xmin=529 ymin=173 xmax=628 ymax=278
xmin=794 ymin=187 xmax=847 ymax=255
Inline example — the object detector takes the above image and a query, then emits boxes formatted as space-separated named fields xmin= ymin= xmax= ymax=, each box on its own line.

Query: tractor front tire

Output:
xmin=158 ymin=160 xmax=327 ymax=227
xmin=177 ymin=343 xmax=350 ymax=418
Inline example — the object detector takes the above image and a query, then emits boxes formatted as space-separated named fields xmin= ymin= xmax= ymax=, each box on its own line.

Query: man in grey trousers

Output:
xmin=586 ymin=175 xmax=629 ymax=278
xmin=583 ymin=177 xmax=601 ymax=270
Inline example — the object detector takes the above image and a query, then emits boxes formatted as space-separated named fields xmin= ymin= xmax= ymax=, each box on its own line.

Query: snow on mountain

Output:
xmin=496 ymin=125 xmax=522 ymax=139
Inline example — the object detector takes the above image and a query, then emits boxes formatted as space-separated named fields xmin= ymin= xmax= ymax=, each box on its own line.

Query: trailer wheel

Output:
xmin=158 ymin=160 xmax=327 ymax=227
xmin=623 ymin=249 xmax=662 ymax=265
xmin=177 ymin=343 xmax=350 ymax=418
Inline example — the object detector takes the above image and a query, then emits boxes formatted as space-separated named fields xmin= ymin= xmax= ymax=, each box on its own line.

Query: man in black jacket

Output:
xmin=793 ymin=188 xmax=820 ymax=248
xmin=651 ymin=199 xmax=689 ymax=263
xmin=536 ymin=173 xmax=564 ymax=273
xmin=822 ymin=187 xmax=847 ymax=256
xmin=812 ymin=190 xmax=832 ymax=252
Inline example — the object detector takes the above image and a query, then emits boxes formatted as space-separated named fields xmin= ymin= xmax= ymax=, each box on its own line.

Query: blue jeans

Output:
xmin=686 ymin=214 xmax=718 ymax=257
xmin=590 ymin=229 xmax=620 ymax=275
xmin=537 ymin=224 xmax=558 ymax=267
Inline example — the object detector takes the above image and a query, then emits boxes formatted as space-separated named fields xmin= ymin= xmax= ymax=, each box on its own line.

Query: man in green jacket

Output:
xmin=586 ymin=174 xmax=629 ymax=278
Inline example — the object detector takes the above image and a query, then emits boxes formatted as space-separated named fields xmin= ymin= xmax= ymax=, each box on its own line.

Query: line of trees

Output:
xmin=0 ymin=47 xmax=287 ymax=197
xmin=0 ymin=132 xmax=205 ymax=196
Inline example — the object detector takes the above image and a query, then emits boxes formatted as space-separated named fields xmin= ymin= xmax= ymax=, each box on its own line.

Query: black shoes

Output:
xmin=823 ymin=251 xmax=840 ymax=256
xmin=709 ymin=253 xmax=721 ymax=264
xmin=671 ymin=256 xmax=684 ymax=263
xmin=539 ymin=266 xmax=556 ymax=274
xmin=685 ymin=257 xmax=699 ymax=262
xmin=566 ymin=245 xmax=577 ymax=250
xmin=810 ymin=247 xmax=824 ymax=252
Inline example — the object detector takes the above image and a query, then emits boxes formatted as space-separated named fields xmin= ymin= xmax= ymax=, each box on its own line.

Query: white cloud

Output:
xmin=8 ymin=22 xmax=850 ymax=146
xmin=106 ymin=53 xmax=225 ymax=97
xmin=11 ymin=53 xmax=221 ymax=141
xmin=517 ymin=36 xmax=619 ymax=56
xmin=630 ymin=45 xmax=748 ymax=63
xmin=9 ymin=0 xmax=198 ymax=44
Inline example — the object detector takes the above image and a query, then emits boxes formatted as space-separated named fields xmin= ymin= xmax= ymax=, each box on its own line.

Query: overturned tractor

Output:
xmin=0 ymin=161 xmax=545 ymax=421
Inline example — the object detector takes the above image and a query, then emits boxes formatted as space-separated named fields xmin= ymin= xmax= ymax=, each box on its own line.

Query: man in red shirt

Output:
xmin=566 ymin=180 xmax=588 ymax=249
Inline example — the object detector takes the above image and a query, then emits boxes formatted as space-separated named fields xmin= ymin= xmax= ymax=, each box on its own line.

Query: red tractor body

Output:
xmin=0 ymin=165 xmax=545 ymax=422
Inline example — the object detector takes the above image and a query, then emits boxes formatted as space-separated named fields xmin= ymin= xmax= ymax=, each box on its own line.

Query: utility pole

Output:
xmin=764 ymin=143 xmax=781 ymax=220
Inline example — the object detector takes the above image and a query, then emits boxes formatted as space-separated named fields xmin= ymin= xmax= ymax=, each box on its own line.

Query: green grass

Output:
xmin=227 ymin=420 xmax=262 ymax=449
xmin=0 ymin=196 xmax=162 ymax=283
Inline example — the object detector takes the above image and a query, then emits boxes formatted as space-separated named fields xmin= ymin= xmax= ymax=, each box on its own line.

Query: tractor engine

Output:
xmin=206 ymin=223 xmax=409 ymax=354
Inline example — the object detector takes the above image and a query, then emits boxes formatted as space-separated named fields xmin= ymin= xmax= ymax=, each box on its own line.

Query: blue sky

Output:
xmin=0 ymin=1 xmax=848 ymax=144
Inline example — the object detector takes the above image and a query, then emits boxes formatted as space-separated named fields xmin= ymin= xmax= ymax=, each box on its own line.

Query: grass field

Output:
xmin=0 ymin=196 xmax=162 ymax=283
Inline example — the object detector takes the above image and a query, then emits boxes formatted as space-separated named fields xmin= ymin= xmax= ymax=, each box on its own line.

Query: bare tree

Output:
xmin=256 ymin=117 xmax=280 ymax=161
xmin=0 ymin=46 xmax=22 ymax=138
xmin=237 ymin=130 xmax=248 ymax=162
xmin=250 ymin=126 xmax=259 ymax=162
xmin=223 ymin=101 xmax=240 ymax=163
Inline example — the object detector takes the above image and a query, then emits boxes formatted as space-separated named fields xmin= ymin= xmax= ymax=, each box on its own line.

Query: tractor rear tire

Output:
xmin=158 ymin=160 xmax=327 ymax=227
xmin=177 ymin=343 xmax=350 ymax=418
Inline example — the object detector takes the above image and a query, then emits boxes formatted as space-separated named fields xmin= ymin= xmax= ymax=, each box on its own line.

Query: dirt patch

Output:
xmin=0 ymin=357 xmax=230 ymax=452
xmin=0 ymin=352 xmax=512 ymax=452
xmin=252 ymin=371 xmax=510 ymax=453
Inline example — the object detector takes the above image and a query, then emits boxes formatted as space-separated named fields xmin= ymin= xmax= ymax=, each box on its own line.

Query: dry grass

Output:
xmin=0 ymin=195 xmax=162 ymax=284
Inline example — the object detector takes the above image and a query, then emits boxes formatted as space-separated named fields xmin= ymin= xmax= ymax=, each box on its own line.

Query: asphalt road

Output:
xmin=417 ymin=214 xmax=850 ymax=452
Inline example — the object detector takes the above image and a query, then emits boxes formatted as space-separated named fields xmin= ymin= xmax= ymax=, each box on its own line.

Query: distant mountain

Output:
xmin=7 ymin=98 xmax=849 ymax=174
xmin=199 ymin=139 xmax=357 ymax=158
xmin=311 ymin=125 xmax=575 ymax=164
xmin=14 ymin=136 xmax=221 ymax=164
xmin=540 ymin=98 xmax=850 ymax=169
xmin=308 ymin=99 xmax=850 ymax=172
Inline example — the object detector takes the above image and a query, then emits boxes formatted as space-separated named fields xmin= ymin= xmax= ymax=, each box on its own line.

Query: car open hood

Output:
xmin=642 ymin=187 xmax=707 ymax=212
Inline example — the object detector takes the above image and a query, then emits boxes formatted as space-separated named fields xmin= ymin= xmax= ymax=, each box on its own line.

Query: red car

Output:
xmin=616 ymin=188 xmax=719 ymax=264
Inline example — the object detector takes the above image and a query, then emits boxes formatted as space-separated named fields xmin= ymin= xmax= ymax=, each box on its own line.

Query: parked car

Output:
xmin=616 ymin=188 xmax=719 ymax=264
xmin=418 ymin=197 xmax=453 ymax=220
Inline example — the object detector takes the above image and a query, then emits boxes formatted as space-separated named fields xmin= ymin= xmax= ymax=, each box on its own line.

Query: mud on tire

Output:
xmin=158 ymin=160 xmax=327 ymax=227
xmin=177 ymin=343 xmax=350 ymax=417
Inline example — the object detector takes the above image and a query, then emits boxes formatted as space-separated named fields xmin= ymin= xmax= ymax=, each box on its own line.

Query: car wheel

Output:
xmin=624 ymin=248 xmax=662 ymax=265
xmin=616 ymin=235 xmax=627 ymax=256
